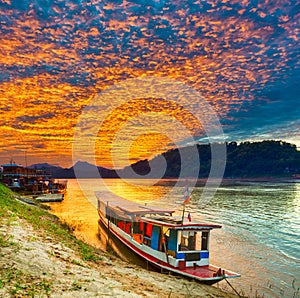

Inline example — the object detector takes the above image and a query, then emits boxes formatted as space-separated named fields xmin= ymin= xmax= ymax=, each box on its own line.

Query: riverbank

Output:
xmin=0 ymin=184 xmax=240 ymax=297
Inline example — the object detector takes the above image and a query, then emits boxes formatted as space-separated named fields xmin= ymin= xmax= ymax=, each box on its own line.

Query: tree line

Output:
xmin=131 ymin=140 xmax=300 ymax=178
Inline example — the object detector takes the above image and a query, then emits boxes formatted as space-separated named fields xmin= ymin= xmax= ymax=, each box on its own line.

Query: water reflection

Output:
xmin=101 ymin=178 xmax=171 ymax=202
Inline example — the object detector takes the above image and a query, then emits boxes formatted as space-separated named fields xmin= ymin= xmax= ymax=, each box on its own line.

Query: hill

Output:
xmin=31 ymin=140 xmax=300 ymax=179
xmin=123 ymin=140 xmax=300 ymax=179
xmin=31 ymin=161 xmax=118 ymax=179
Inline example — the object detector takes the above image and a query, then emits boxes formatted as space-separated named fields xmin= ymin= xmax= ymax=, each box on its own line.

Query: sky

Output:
xmin=0 ymin=0 xmax=299 ymax=168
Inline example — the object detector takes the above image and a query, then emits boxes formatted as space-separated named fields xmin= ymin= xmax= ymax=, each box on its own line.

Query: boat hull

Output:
xmin=97 ymin=216 xmax=237 ymax=285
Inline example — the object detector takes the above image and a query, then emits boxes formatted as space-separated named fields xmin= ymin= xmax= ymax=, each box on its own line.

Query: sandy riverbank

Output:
xmin=0 ymin=190 xmax=241 ymax=297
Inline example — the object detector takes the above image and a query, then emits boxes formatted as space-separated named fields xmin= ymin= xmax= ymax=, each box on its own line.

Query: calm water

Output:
xmin=48 ymin=179 xmax=300 ymax=298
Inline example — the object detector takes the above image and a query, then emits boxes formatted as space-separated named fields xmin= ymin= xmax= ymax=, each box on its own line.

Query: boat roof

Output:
xmin=1 ymin=163 xmax=23 ymax=167
xmin=96 ymin=191 xmax=222 ymax=230
xmin=96 ymin=191 xmax=175 ymax=215
xmin=141 ymin=216 xmax=222 ymax=230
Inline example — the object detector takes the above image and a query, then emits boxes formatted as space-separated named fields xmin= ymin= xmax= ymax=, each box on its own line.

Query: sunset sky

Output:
xmin=0 ymin=0 xmax=299 ymax=168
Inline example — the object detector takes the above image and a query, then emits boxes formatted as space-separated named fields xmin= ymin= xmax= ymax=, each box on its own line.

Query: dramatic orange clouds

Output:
xmin=0 ymin=0 xmax=299 ymax=167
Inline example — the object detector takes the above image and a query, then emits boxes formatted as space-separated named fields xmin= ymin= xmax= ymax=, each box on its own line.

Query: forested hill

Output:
xmin=34 ymin=140 xmax=300 ymax=179
xmin=224 ymin=141 xmax=299 ymax=178
xmin=128 ymin=140 xmax=300 ymax=179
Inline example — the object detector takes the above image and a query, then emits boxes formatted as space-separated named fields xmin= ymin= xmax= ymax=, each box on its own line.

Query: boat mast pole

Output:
xmin=181 ymin=182 xmax=189 ymax=224
xmin=181 ymin=204 xmax=185 ymax=224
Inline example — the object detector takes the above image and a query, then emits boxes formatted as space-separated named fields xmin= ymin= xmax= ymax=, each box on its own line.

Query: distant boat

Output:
xmin=0 ymin=162 xmax=67 ymax=195
xmin=35 ymin=193 xmax=64 ymax=202
xmin=96 ymin=191 xmax=240 ymax=284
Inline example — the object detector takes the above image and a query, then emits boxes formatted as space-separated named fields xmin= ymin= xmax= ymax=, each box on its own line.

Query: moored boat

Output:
xmin=35 ymin=193 xmax=64 ymax=202
xmin=96 ymin=191 xmax=240 ymax=284
xmin=0 ymin=162 xmax=67 ymax=195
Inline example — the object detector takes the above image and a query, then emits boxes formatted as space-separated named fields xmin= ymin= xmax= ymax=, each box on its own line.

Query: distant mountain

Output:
xmin=30 ymin=140 xmax=300 ymax=179
xmin=72 ymin=161 xmax=118 ymax=178
xmin=224 ymin=141 xmax=300 ymax=178
xmin=30 ymin=161 xmax=118 ymax=178
xmin=29 ymin=163 xmax=58 ymax=170
xmin=29 ymin=163 xmax=65 ymax=177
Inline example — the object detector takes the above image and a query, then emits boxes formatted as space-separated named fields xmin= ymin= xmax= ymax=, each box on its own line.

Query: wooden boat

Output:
xmin=35 ymin=193 xmax=64 ymax=202
xmin=96 ymin=191 xmax=240 ymax=284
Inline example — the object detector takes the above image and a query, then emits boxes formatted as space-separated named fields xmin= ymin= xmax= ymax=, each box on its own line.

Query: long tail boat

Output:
xmin=96 ymin=191 xmax=240 ymax=285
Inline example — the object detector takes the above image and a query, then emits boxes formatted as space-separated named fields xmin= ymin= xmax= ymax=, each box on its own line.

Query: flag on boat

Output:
xmin=183 ymin=185 xmax=190 ymax=205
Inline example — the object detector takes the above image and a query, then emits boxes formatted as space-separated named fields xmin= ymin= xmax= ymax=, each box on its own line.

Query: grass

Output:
xmin=0 ymin=234 xmax=17 ymax=248
xmin=72 ymin=280 xmax=82 ymax=291
xmin=0 ymin=183 xmax=103 ymax=296
xmin=0 ymin=183 xmax=102 ymax=262
xmin=0 ymin=266 xmax=52 ymax=297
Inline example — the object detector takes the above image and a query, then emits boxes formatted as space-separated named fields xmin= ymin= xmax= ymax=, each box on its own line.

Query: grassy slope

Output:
xmin=0 ymin=183 xmax=99 ymax=261
xmin=0 ymin=183 xmax=103 ymax=296
xmin=0 ymin=183 xmax=100 ymax=262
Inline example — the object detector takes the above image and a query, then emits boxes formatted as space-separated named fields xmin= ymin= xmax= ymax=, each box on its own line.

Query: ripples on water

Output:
xmin=49 ymin=179 xmax=300 ymax=298
xmin=195 ymin=183 xmax=300 ymax=298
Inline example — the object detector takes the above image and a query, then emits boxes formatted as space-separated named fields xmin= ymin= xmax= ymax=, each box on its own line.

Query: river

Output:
xmin=47 ymin=179 xmax=300 ymax=298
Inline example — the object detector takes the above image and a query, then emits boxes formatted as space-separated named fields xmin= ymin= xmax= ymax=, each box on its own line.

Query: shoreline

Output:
xmin=0 ymin=184 xmax=241 ymax=297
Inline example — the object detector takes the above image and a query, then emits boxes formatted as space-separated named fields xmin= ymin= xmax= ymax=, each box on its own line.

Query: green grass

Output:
xmin=72 ymin=280 xmax=82 ymax=291
xmin=0 ymin=266 xmax=52 ymax=297
xmin=0 ymin=183 xmax=103 ymax=296
xmin=0 ymin=183 xmax=102 ymax=262
xmin=0 ymin=234 xmax=17 ymax=248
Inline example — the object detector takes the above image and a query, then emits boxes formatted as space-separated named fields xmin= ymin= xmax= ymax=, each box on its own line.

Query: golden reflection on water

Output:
xmin=100 ymin=178 xmax=171 ymax=203
xmin=46 ymin=180 xmax=103 ymax=249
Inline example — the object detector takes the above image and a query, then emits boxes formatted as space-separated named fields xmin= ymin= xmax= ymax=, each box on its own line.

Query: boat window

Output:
xmin=178 ymin=231 xmax=197 ymax=251
xmin=144 ymin=223 xmax=152 ymax=237
xmin=161 ymin=226 xmax=170 ymax=252
xmin=108 ymin=213 xmax=117 ymax=225
xmin=117 ymin=221 xmax=125 ymax=230
xmin=188 ymin=232 xmax=196 ymax=250
xmin=115 ymin=218 xmax=131 ymax=234
xmin=201 ymin=231 xmax=209 ymax=250
xmin=125 ymin=222 xmax=131 ymax=234
xmin=133 ymin=222 xmax=142 ymax=233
